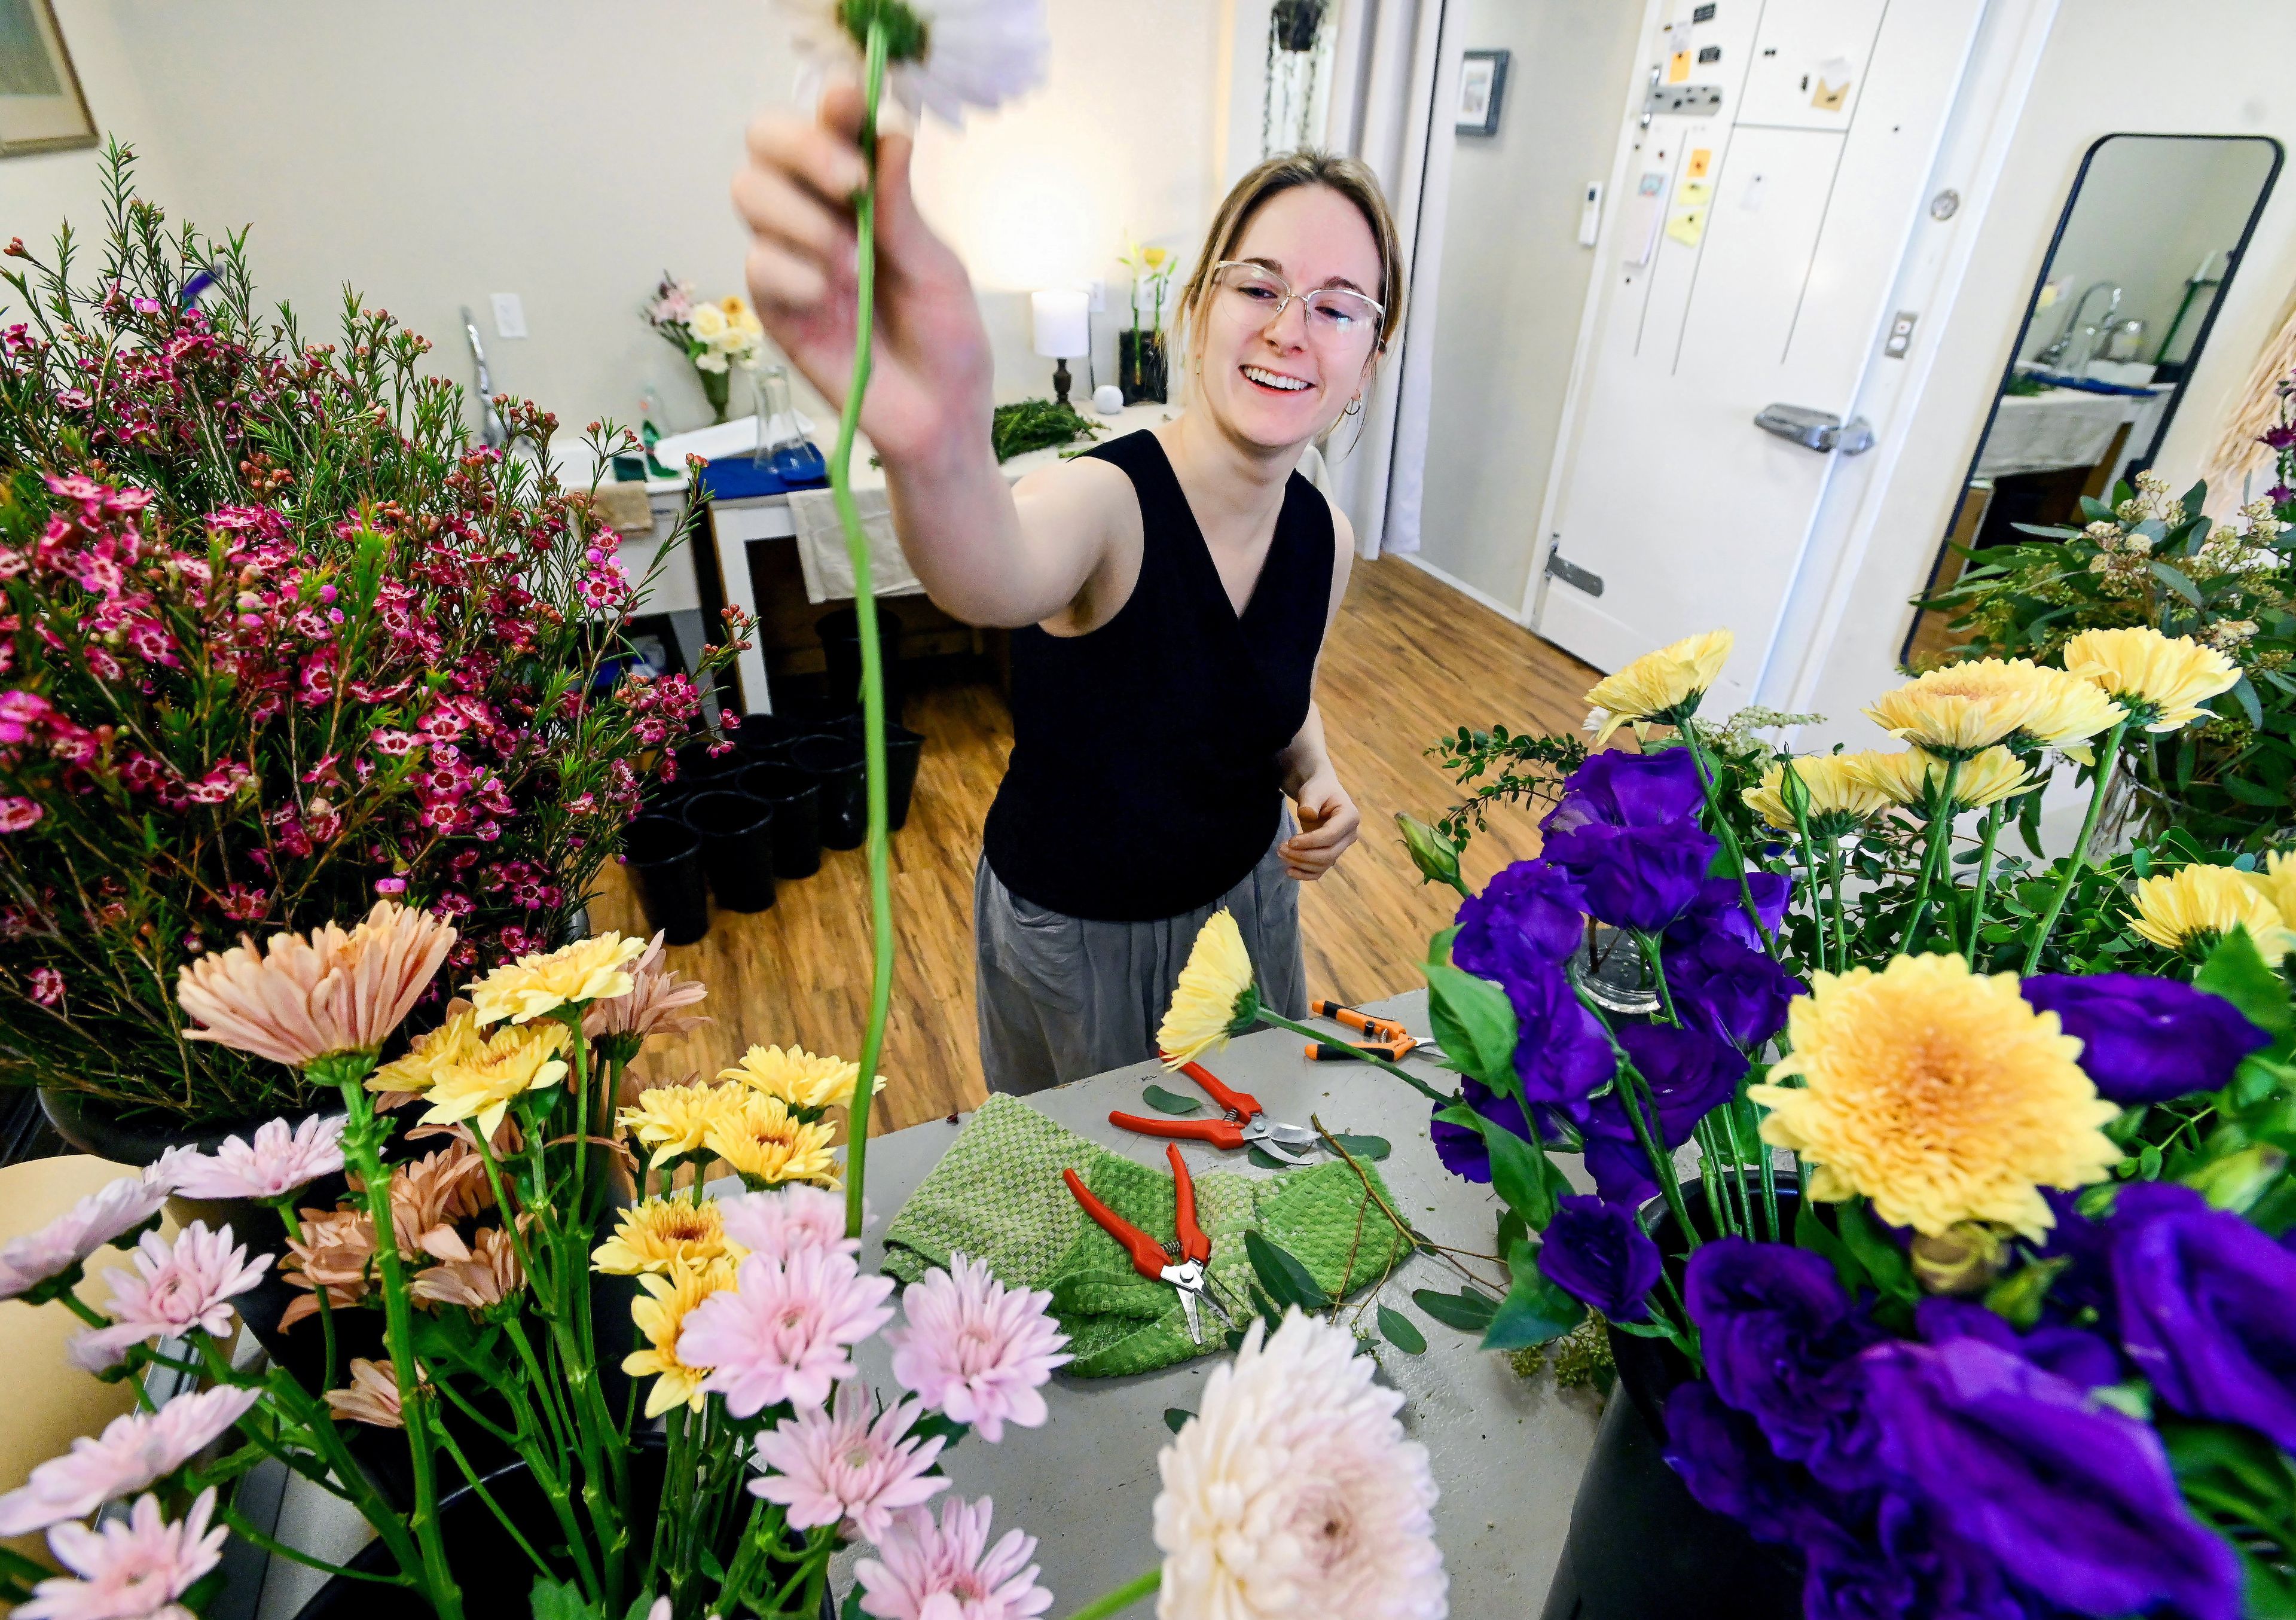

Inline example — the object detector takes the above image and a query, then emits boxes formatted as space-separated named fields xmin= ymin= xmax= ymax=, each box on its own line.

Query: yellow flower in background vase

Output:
xmin=1748 ymin=953 xmax=2118 ymax=1240
xmin=419 ymin=1023 xmax=570 ymax=1138
xmin=1846 ymin=747 xmax=2032 ymax=816
xmin=2129 ymin=865 xmax=2295 ymax=961
xmin=2060 ymin=626 xmax=2240 ymax=731
xmin=704 ymin=1093 xmax=839 ymax=1189
xmin=623 ymin=1262 xmax=734 ymax=1418
xmin=468 ymin=933 xmax=649 ymax=1026
xmin=719 ymin=1045 xmax=886 ymax=1116
xmin=618 ymin=1080 xmax=749 ymax=1169
xmin=591 ymin=1195 xmax=738 ymax=1277
xmin=1157 ymin=909 xmax=1260 ymax=1066
xmin=1863 ymin=660 xmax=2055 ymax=758
xmin=1742 ymin=755 xmax=1892 ymax=835
xmin=1583 ymin=629 xmax=1734 ymax=745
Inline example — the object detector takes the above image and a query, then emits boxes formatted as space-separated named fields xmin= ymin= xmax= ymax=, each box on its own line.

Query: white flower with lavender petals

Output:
xmin=0 ymin=1386 xmax=261 ymax=1536
xmin=19 ymin=1488 xmax=226 ymax=1620
xmin=854 ymin=1495 xmax=1052 ymax=1620
xmin=68 ymin=1222 xmax=270 ymax=1371
xmin=775 ymin=0 xmax=1049 ymax=125
xmin=750 ymin=1380 xmax=948 ymax=1542
xmin=886 ymin=1253 xmax=1068 ymax=1442
xmin=718 ymin=1183 xmax=859 ymax=1264
xmin=169 ymin=1113 xmax=346 ymax=1200
xmin=679 ymin=1246 xmax=894 ymax=1417
xmin=0 ymin=1171 xmax=173 ymax=1302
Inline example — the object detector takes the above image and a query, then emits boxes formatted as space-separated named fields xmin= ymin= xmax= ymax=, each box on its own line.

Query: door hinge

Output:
xmin=1546 ymin=550 xmax=1604 ymax=596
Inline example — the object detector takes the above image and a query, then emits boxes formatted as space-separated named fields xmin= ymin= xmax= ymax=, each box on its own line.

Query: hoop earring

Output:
xmin=1344 ymin=396 xmax=1362 ymax=416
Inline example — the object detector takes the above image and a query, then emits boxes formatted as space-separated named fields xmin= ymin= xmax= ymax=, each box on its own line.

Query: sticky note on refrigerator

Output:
xmin=1677 ymin=179 xmax=1714 ymax=206
xmin=1669 ymin=50 xmax=1692 ymax=83
xmin=1665 ymin=207 xmax=1708 ymax=247
xmin=1687 ymin=147 xmax=1712 ymax=179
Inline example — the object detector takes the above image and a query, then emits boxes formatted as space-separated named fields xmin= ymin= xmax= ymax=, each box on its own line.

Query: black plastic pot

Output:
xmin=738 ymin=762 xmax=824 ymax=879
xmin=731 ymin=710 xmax=824 ymax=766
xmin=1541 ymin=1177 xmax=1805 ymax=1620
xmin=673 ymin=739 xmax=745 ymax=794
xmin=787 ymin=734 xmax=868 ymax=850
xmin=815 ymin=601 xmax=905 ymax=719
xmin=682 ymin=791 xmax=777 ymax=913
xmin=624 ymin=814 xmax=712 ymax=945
xmin=831 ymin=715 xmax=926 ymax=831
xmin=1119 ymin=328 xmax=1169 ymax=405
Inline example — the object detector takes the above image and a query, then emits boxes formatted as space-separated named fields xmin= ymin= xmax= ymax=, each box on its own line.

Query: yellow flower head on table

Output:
xmin=1747 ymin=953 xmax=2119 ymax=1241
xmin=1158 ymin=909 xmax=1260 ymax=1067
xmin=2060 ymin=626 xmax=2240 ymax=732
xmin=366 ymin=1002 xmax=487 ymax=1099
xmin=719 ymin=1044 xmax=885 ymax=1118
xmin=592 ymin=1195 xmax=739 ymax=1277
xmin=623 ymin=1261 xmax=735 ymax=1418
xmin=705 ymin=1093 xmax=840 ymax=1189
xmin=1583 ymin=629 xmax=1734 ymax=745
xmin=1864 ymin=660 xmax=2057 ymax=758
xmin=1742 ymin=755 xmax=1892 ymax=835
xmin=618 ymin=1080 xmax=749 ymax=1169
xmin=467 ymin=933 xmax=648 ymax=1026
xmin=1845 ymin=747 xmax=2032 ymax=817
xmin=2129 ymin=865 xmax=2295 ymax=962
xmin=419 ymin=1023 xmax=570 ymax=1139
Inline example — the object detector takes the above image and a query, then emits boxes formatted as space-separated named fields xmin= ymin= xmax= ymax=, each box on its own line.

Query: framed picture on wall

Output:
xmin=1456 ymin=49 xmax=1509 ymax=138
xmin=0 ymin=0 xmax=94 ymax=157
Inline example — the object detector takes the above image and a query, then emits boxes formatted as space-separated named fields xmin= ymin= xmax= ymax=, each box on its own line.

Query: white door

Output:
xmin=1532 ymin=0 xmax=1987 ymax=707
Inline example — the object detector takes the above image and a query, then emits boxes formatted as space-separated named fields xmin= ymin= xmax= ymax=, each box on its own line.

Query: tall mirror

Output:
xmin=1907 ymin=133 xmax=2282 ymax=663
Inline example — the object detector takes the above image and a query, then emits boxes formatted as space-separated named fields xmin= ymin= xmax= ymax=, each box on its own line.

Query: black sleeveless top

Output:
xmin=982 ymin=430 xmax=1336 ymax=922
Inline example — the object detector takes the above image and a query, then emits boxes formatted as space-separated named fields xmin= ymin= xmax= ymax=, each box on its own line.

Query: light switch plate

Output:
xmin=1578 ymin=181 xmax=1605 ymax=247
xmin=490 ymin=292 xmax=527 ymax=339
xmin=1085 ymin=279 xmax=1106 ymax=314
xmin=1883 ymin=309 xmax=1918 ymax=359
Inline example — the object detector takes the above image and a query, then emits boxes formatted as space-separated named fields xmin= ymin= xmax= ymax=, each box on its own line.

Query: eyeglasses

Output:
xmin=1208 ymin=261 xmax=1384 ymax=343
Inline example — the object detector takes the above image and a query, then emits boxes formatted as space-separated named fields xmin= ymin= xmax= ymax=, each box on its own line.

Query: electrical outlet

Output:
xmin=490 ymin=292 xmax=527 ymax=339
xmin=1085 ymin=279 xmax=1106 ymax=314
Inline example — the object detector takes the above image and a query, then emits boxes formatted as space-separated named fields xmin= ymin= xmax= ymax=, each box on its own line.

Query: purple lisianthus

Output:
xmin=1494 ymin=956 xmax=1618 ymax=1109
xmin=1453 ymin=859 xmax=1586 ymax=977
xmin=1428 ymin=1076 xmax=1530 ymax=1184
xmin=1663 ymin=1381 xmax=1833 ymax=1546
xmin=1686 ymin=1239 xmax=1883 ymax=1488
xmin=1538 ymin=1195 xmax=1661 ymax=1321
xmin=2020 ymin=973 xmax=2269 ymax=1105
xmin=1581 ymin=1134 xmax=1660 ymax=1209
xmin=1666 ymin=872 xmax=1792 ymax=954
xmin=2114 ymin=1183 xmax=2296 ymax=1450
xmin=1911 ymin=1298 xmax=2121 ymax=1390
xmin=1543 ymin=819 xmax=1721 ymax=933
xmin=1858 ymin=1337 xmax=2241 ymax=1620
xmin=1668 ymin=932 xmax=1806 ymax=1050
xmin=1542 ymin=746 xmax=1705 ymax=835
xmin=1614 ymin=1023 xmax=1746 ymax=1139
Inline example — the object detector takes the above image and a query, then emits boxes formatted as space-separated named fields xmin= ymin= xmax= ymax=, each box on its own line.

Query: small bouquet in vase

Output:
xmin=645 ymin=274 xmax=765 ymax=423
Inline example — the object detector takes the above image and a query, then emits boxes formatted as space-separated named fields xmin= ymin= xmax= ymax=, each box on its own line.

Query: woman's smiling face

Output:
xmin=1194 ymin=184 xmax=1385 ymax=451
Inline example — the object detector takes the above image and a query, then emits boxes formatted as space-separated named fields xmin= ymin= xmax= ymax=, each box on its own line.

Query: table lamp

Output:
xmin=1031 ymin=288 xmax=1090 ymax=407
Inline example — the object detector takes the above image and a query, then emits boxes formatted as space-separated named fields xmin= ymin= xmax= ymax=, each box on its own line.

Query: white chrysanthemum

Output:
xmin=1153 ymin=1311 xmax=1447 ymax=1620
xmin=777 ymin=0 xmax=1049 ymax=124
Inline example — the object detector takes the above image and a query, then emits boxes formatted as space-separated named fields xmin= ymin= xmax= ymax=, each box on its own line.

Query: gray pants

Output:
xmin=974 ymin=818 xmax=1308 ymax=1095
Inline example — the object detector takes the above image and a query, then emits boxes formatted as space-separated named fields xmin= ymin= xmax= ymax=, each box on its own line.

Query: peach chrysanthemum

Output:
xmin=719 ymin=1044 xmax=884 ymax=1116
xmin=591 ymin=1195 xmax=737 ymax=1276
xmin=623 ymin=1261 xmax=737 ymax=1418
xmin=619 ymin=1079 xmax=749 ymax=1169
xmin=409 ymin=1226 xmax=526 ymax=1311
xmin=1845 ymin=746 xmax=2032 ymax=816
xmin=1582 ymin=628 xmax=1733 ymax=745
xmin=466 ymin=932 xmax=647 ymax=1026
xmin=176 ymin=901 xmax=456 ymax=1069
xmin=1864 ymin=660 xmax=2057 ymax=758
xmin=1742 ymin=755 xmax=1891 ymax=836
xmin=2060 ymin=626 xmax=2240 ymax=732
xmin=1748 ymin=953 xmax=2119 ymax=1240
xmin=325 ymin=1359 xmax=406 ymax=1429
xmin=704 ymin=1093 xmax=839 ymax=1189
xmin=1156 ymin=910 xmax=1258 ymax=1067
xmin=584 ymin=932 xmax=710 ymax=1044
xmin=2129 ymin=864 xmax=2295 ymax=962
xmin=419 ymin=1023 xmax=570 ymax=1138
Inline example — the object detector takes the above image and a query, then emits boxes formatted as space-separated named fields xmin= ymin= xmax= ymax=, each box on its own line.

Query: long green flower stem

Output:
xmin=1784 ymin=776 xmax=1830 ymax=973
xmin=1962 ymin=798 xmax=2008 ymax=962
xmin=2022 ymin=719 xmax=2130 ymax=974
xmin=1898 ymin=757 xmax=1963 ymax=953
xmin=1065 ymin=1569 xmax=1162 ymax=1619
xmin=1826 ymin=844 xmax=1849 ymax=972
xmin=832 ymin=17 xmax=894 ymax=1242
xmin=1672 ymin=716 xmax=1778 ymax=959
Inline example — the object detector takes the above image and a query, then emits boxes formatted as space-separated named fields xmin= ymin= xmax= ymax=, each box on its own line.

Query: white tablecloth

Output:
xmin=1974 ymin=388 xmax=2162 ymax=479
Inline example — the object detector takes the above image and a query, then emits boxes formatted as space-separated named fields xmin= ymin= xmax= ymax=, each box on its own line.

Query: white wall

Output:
xmin=1411 ymin=0 xmax=1644 ymax=609
xmin=1 ymin=3 xmax=179 ymax=255
xmin=12 ymin=0 xmax=1223 ymax=439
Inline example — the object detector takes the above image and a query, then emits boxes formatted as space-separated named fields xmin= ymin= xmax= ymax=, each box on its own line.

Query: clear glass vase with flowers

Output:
xmin=645 ymin=274 xmax=765 ymax=423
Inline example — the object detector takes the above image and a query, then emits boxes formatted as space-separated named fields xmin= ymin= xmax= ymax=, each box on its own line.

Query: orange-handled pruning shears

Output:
xmin=1106 ymin=1060 xmax=1317 ymax=1164
xmin=1061 ymin=1145 xmax=1236 ymax=1345
xmin=1305 ymin=999 xmax=1446 ymax=1064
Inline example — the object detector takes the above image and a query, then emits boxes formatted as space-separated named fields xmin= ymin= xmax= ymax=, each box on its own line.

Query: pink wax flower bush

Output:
xmin=0 ymin=145 xmax=743 ymax=1126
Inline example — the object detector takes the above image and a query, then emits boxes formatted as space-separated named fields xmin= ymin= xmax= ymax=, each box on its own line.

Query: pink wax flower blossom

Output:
xmin=71 ymin=1221 xmax=271 ymax=1369
xmin=680 ymin=1245 xmax=895 ymax=1417
xmin=854 ymin=1496 xmax=1053 ymax=1620
xmin=750 ymin=1381 xmax=948 ymax=1542
xmin=716 ymin=1184 xmax=857 ymax=1264
xmin=0 ymin=1171 xmax=172 ymax=1301
xmin=170 ymin=1113 xmax=347 ymax=1200
xmin=29 ymin=966 xmax=65 ymax=1006
xmin=19 ymin=1488 xmax=227 ymax=1620
xmin=887 ymin=1254 xmax=1070 ymax=1443
xmin=0 ymin=1386 xmax=260 ymax=1535
xmin=0 ymin=795 xmax=42 ymax=832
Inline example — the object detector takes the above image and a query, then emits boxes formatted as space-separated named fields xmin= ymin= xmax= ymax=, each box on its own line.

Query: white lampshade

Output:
xmin=1031 ymin=288 xmax=1090 ymax=359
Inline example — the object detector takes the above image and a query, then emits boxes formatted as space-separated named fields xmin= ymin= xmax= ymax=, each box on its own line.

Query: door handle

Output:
xmin=1755 ymin=404 xmax=1875 ymax=456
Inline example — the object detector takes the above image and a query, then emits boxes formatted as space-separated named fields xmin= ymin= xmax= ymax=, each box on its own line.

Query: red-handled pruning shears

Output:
xmin=1061 ymin=1145 xmax=1238 ymax=1345
xmin=1108 ymin=1060 xmax=1318 ymax=1164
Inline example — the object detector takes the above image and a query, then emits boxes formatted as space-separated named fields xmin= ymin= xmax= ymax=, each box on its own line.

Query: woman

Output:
xmin=733 ymin=85 xmax=1405 ymax=1092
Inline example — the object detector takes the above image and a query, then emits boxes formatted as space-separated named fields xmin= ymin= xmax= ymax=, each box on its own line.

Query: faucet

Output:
xmin=2035 ymin=280 xmax=2123 ymax=370
xmin=460 ymin=306 xmax=509 ymax=450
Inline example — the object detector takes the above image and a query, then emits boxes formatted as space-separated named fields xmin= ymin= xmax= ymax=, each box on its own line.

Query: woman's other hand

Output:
xmin=1281 ymin=771 xmax=1360 ymax=881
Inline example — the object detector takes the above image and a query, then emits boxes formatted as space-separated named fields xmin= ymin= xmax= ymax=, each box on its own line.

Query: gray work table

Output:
xmin=849 ymin=989 xmax=1601 ymax=1619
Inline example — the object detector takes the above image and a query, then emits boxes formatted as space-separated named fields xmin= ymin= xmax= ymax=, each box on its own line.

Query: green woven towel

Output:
xmin=881 ymin=1094 xmax=1408 ymax=1377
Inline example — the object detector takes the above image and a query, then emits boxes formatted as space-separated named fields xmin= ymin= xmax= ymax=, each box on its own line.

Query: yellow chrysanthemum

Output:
xmin=1583 ymin=629 xmax=1734 ymax=745
xmin=704 ymin=1093 xmax=839 ymax=1188
xmin=718 ymin=1045 xmax=886 ymax=1115
xmin=2010 ymin=667 xmax=2127 ymax=752
xmin=2129 ymin=865 xmax=2295 ymax=961
xmin=366 ymin=1004 xmax=487 ymax=1097
xmin=591 ymin=1195 xmax=738 ymax=1276
xmin=419 ymin=1023 xmax=569 ymax=1137
xmin=2242 ymin=851 xmax=2296 ymax=924
xmin=2060 ymin=626 xmax=2240 ymax=732
xmin=622 ymin=1262 xmax=734 ymax=1418
xmin=467 ymin=933 xmax=648 ymax=1026
xmin=618 ymin=1081 xmax=749 ymax=1169
xmin=1156 ymin=909 xmax=1259 ymax=1067
xmin=1864 ymin=660 xmax=2057 ymax=758
xmin=1748 ymin=954 xmax=2119 ymax=1240
xmin=1845 ymin=747 xmax=2032 ymax=815
xmin=1742 ymin=755 xmax=1892 ymax=834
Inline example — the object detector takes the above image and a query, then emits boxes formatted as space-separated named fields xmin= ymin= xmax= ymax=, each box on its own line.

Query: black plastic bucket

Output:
xmin=833 ymin=715 xmax=926 ymax=831
xmin=673 ymin=739 xmax=744 ymax=794
xmin=816 ymin=601 xmax=905 ymax=719
xmin=739 ymin=762 xmax=824 ymax=879
xmin=788 ymin=733 xmax=868 ymax=850
xmin=624 ymin=814 xmax=710 ymax=945
xmin=731 ymin=710 xmax=821 ymax=766
xmin=682 ymin=791 xmax=777 ymax=913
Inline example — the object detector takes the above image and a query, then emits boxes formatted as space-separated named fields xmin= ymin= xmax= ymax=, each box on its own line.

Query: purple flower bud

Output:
xmin=1539 ymin=1195 xmax=1661 ymax=1320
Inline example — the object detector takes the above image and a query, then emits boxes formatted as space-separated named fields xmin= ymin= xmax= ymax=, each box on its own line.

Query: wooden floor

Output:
xmin=587 ymin=557 xmax=1600 ymax=1132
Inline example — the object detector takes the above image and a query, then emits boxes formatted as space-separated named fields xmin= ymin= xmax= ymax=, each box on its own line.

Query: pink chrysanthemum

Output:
xmin=0 ymin=1387 xmax=261 ymax=1536
xmin=679 ymin=1246 xmax=894 ymax=1417
xmin=70 ymin=1222 xmax=271 ymax=1370
xmin=886 ymin=1253 xmax=1070 ymax=1442
xmin=750 ymin=1380 xmax=948 ymax=1542
xmin=0 ymin=1170 xmax=173 ymax=1301
xmin=854 ymin=1496 xmax=1053 ymax=1620
xmin=170 ymin=1113 xmax=346 ymax=1200
xmin=718 ymin=1184 xmax=859 ymax=1264
xmin=20 ymin=1488 xmax=226 ymax=1620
